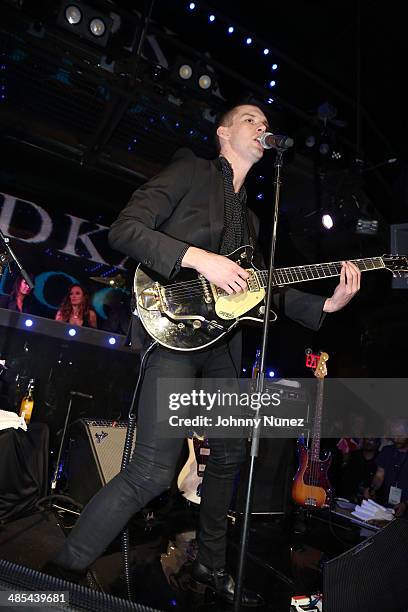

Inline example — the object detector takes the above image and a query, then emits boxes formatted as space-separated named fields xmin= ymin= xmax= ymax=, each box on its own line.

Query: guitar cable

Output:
xmin=120 ymin=340 xmax=158 ymax=601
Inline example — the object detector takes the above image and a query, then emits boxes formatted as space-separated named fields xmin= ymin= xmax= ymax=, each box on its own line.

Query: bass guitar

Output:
xmin=134 ymin=246 xmax=407 ymax=351
xmin=292 ymin=352 xmax=333 ymax=508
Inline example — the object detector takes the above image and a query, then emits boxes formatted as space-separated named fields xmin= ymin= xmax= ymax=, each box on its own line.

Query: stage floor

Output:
xmin=0 ymin=492 xmax=368 ymax=611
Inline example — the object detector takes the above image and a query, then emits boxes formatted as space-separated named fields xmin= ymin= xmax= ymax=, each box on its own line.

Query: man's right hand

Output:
xmin=182 ymin=247 xmax=249 ymax=295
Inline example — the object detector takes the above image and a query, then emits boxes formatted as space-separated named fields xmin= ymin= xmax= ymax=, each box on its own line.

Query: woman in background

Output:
xmin=55 ymin=284 xmax=97 ymax=328
xmin=0 ymin=274 xmax=33 ymax=312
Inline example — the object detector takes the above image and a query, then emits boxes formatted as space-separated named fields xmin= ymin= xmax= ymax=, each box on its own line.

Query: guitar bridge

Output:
xmin=138 ymin=282 xmax=168 ymax=312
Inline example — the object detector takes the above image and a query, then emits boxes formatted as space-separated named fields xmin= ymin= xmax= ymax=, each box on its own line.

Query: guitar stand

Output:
xmin=234 ymin=147 xmax=290 ymax=610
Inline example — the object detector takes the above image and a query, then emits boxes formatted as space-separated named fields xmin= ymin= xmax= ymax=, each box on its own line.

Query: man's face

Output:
xmin=393 ymin=437 xmax=408 ymax=449
xmin=219 ymin=105 xmax=269 ymax=162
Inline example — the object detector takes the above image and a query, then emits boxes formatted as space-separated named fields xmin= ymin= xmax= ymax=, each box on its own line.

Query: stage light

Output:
xmin=227 ymin=26 xmax=234 ymax=34
xmin=89 ymin=17 xmax=106 ymax=37
xmin=256 ymin=193 xmax=264 ymax=200
xmin=178 ymin=64 xmax=193 ymax=79
xmin=268 ymin=370 xmax=275 ymax=378
xmin=68 ymin=328 xmax=77 ymax=336
xmin=319 ymin=143 xmax=330 ymax=155
xmin=356 ymin=219 xmax=378 ymax=235
xmin=272 ymin=63 xmax=278 ymax=70
xmin=65 ymin=5 xmax=82 ymax=25
xmin=322 ymin=214 xmax=334 ymax=230
xmin=332 ymin=150 xmax=342 ymax=160
xmin=108 ymin=337 xmax=117 ymax=345
xmin=242 ymin=367 xmax=247 ymax=373
xmin=267 ymin=97 xmax=274 ymax=104
xmin=269 ymin=80 xmax=276 ymax=88
xmin=24 ymin=319 xmax=33 ymax=328
xmin=198 ymin=74 xmax=212 ymax=89
xmin=246 ymin=37 xmax=252 ymax=45
xmin=188 ymin=2 xmax=196 ymax=9
xmin=57 ymin=1 xmax=112 ymax=47
xmin=208 ymin=14 xmax=215 ymax=22
xmin=263 ymin=48 xmax=270 ymax=55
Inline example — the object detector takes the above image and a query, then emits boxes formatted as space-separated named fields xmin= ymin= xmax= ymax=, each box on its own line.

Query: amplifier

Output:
xmin=66 ymin=419 xmax=136 ymax=506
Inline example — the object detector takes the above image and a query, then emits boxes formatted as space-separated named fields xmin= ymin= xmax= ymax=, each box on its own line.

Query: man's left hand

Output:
xmin=394 ymin=501 xmax=407 ymax=517
xmin=323 ymin=261 xmax=361 ymax=313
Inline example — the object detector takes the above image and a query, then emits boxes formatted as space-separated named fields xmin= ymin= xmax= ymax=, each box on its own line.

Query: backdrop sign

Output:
xmin=0 ymin=192 xmax=131 ymax=330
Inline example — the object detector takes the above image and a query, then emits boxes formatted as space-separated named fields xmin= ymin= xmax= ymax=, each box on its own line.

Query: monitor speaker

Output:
xmin=65 ymin=419 xmax=136 ymax=506
xmin=323 ymin=517 xmax=408 ymax=612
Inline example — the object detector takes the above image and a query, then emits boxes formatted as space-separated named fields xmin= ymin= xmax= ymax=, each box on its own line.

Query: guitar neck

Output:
xmin=310 ymin=377 xmax=324 ymax=461
xmin=257 ymin=257 xmax=385 ymax=287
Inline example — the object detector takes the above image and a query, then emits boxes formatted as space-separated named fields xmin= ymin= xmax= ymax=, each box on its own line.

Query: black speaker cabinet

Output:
xmin=66 ymin=419 xmax=136 ymax=506
xmin=323 ymin=517 xmax=408 ymax=612
xmin=233 ymin=438 xmax=297 ymax=515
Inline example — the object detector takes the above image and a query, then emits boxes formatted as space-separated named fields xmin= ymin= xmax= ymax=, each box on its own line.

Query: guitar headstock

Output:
xmin=314 ymin=352 xmax=329 ymax=379
xmin=382 ymin=255 xmax=408 ymax=276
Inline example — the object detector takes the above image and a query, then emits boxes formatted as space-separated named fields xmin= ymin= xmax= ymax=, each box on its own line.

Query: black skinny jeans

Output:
xmin=53 ymin=341 xmax=246 ymax=572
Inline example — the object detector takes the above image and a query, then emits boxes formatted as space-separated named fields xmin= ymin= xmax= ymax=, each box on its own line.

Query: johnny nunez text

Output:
xmin=168 ymin=415 xmax=305 ymax=428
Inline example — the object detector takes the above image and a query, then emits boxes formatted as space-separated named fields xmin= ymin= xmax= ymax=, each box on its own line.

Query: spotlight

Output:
xmin=198 ymin=74 xmax=212 ymax=89
xmin=269 ymin=80 xmax=276 ymax=88
xmin=263 ymin=48 xmax=270 ymax=55
xmin=267 ymin=97 xmax=274 ymax=104
xmin=271 ymin=63 xmax=278 ymax=70
xmin=68 ymin=328 xmax=77 ymax=336
xmin=227 ymin=26 xmax=234 ymax=34
xmin=108 ymin=337 xmax=117 ymax=345
xmin=208 ymin=14 xmax=215 ymax=22
xmin=322 ymin=214 xmax=334 ymax=230
xmin=331 ymin=150 xmax=342 ymax=160
xmin=65 ymin=5 xmax=82 ymax=25
xmin=246 ymin=37 xmax=252 ymax=45
xmin=89 ymin=17 xmax=106 ymax=37
xmin=57 ymin=1 xmax=112 ymax=47
xmin=188 ymin=2 xmax=196 ymax=9
xmin=24 ymin=319 xmax=33 ymax=328
xmin=268 ymin=370 xmax=275 ymax=378
xmin=178 ymin=64 xmax=193 ymax=79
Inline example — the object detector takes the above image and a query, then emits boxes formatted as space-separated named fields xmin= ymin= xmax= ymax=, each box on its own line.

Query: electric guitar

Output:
xmin=177 ymin=435 xmax=210 ymax=505
xmin=134 ymin=246 xmax=408 ymax=351
xmin=292 ymin=352 xmax=332 ymax=508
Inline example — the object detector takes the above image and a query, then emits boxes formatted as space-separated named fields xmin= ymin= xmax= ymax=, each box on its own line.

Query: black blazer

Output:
xmin=109 ymin=149 xmax=326 ymax=349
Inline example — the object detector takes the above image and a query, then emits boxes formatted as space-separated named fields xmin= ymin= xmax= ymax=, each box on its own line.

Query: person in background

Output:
xmin=339 ymin=437 xmax=380 ymax=502
xmin=364 ymin=421 xmax=408 ymax=517
xmin=0 ymin=274 xmax=33 ymax=313
xmin=55 ymin=284 xmax=97 ymax=328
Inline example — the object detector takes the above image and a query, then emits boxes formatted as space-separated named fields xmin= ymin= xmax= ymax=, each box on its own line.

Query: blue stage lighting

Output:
xmin=68 ymin=328 xmax=77 ymax=337
xmin=108 ymin=337 xmax=117 ymax=345
xmin=227 ymin=26 xmax=234 ymax=34
xmin=246 ymin=37 xmax=252 ymax=45
xmin=24 ymin=319 xmax=33 ymax=328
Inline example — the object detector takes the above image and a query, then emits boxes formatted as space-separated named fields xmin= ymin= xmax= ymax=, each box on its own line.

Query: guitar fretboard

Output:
xmin=256 ymin=257 xmax=385 ymax=287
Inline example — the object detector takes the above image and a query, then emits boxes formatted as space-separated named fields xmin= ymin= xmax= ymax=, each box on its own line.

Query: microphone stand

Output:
xmin=0 ymin=227 xmax=34 ymax=288
xmin=234 ymin=146 xmax=288 ymax=610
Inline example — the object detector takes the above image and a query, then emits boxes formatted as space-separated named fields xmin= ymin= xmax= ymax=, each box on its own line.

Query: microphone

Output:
xmin=257 ymin=132 xmax=294 ymax=150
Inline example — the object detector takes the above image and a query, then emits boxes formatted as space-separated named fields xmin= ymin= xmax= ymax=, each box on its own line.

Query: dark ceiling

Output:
xmin=0 ymin=0 xmax=406 ymax=240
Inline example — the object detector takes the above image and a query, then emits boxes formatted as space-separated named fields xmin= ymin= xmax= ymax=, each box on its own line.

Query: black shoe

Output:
xmin=190 ymin=560 xmax=263 ymax=607
xmin=41 ymin=561 xmax=100 ymax=590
